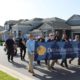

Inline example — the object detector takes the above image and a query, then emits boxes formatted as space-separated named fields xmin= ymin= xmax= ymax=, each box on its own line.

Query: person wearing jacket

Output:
xmin=60 ymin=33 xmax=69 ymax=68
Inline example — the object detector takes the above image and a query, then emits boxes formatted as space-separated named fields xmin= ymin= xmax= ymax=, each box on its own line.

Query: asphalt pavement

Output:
xmin=0 ymin=46 xmax=80 ymax=80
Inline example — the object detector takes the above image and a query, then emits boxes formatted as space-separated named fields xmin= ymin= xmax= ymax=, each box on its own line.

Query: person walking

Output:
xmin=49 ymin=31 xmax=60 ymax=70
xmin=5 ymin=35 xmax=15 ymax=62
xmin=26 ymin=34 xmax=35 ymax=76
xmin=69 ymin=35 xmax=80 ymax=65
xmin=19 ymin=38 xmax=26 ymax=61
xmin=37 ymin=35 xmax=46 ymax=65
xmin=60 ymin=33 xmax=69 ymax=68
xmin=47 ymin=33 xmax=56 ymax=70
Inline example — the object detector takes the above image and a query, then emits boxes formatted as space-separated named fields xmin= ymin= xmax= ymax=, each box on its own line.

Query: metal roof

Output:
xmin=66 ymin=14 xmax=80 ymax=26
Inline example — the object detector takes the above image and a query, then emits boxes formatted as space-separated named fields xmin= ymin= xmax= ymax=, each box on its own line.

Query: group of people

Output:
xmin=5 ymin=35 xmax=26 ymax=62
xmin=4 ymin=31 xmax=80 ymax=76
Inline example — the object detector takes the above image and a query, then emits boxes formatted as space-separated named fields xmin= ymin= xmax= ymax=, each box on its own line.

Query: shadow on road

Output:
xmin=34 ymin=65 xmax=80 ymax=80
xmin=11 ymin=61 xmax=27 ymax=69
xmin=10 ymin=61 xmax=80 ymax=80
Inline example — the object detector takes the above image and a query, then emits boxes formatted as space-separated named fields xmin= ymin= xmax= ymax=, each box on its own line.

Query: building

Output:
xmin=31 ymin=17 xmax=71 ymax=37
xmin=12 ymin=18 xmax=43 ymax=38
xmin=66 ymin=14 xmax=80 ymax=38
xmin=3 ymin=14 xmax=80 ymax=39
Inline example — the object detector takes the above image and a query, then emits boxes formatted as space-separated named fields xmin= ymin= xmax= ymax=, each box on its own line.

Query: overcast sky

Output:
xmin=0 ymin=0 xmax=80 ymax=26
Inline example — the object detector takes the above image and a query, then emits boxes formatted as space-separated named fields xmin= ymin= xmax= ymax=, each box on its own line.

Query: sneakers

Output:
xmin=28 ymin=70 xmax=32 ymax=73
xmin=78 ymin=62 xmax=80 ymax=65
xmin=32 ymin=72 xmax=35 ymax=76
xmin=69 ymin=60 xmax=71 ymax=64
xmin=51 ymin=66 xmax=55 ymax=70
xmin=60 ymin=63 xmax=64 ymax=67
xmin=28 ymin=70 xmax=35 ymax=76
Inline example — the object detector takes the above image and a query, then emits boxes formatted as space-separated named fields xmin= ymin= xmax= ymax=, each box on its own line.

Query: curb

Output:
xmin=0 ymin=64 xmax=34 ymax=80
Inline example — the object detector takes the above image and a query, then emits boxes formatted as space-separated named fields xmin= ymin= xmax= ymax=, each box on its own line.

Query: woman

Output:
xmin=19 ymin=38 xmax=26 ymax=60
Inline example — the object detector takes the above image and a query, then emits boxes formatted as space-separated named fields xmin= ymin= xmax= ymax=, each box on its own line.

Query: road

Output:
xmin=0 ymin=46 xmax=80 ymax=80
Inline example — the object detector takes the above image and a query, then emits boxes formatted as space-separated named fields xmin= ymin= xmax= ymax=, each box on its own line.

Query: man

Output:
xmin=37 ymin=35 xmax=46 ymax=65
xmin=49 ymin=31 xmax=60 ymax=70
xmin=47 ymin=33 xmax=55 ymax=69
xmin=60 ymin=33 xmax=68 ymax=68
xmin=5 ymin=35 xmax=15 ymax=62
xmin=26 ymin=34 xmax=35 ymax=76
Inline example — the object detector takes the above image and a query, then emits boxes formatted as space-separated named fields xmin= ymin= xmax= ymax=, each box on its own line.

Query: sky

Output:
xmin=0 ymin=0 xmax=80 ymax=26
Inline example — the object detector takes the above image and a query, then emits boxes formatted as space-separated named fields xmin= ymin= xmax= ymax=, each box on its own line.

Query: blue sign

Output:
xmin=35 ymin=41 xmax=80 ymax=60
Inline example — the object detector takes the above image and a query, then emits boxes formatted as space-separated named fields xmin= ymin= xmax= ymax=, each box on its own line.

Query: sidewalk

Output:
xmin=0 ymin=64 xmax=34 ymax=80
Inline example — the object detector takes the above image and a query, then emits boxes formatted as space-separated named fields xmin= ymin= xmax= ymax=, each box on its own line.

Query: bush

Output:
xmin=0 ymin=40 xmax=4 ymax=46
